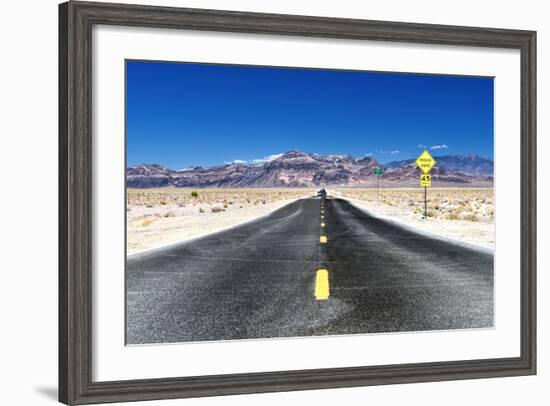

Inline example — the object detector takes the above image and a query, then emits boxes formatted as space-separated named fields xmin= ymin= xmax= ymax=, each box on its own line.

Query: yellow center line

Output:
xmin=315 ymin=269 xmax=330 ymax=300
xmin=321 ymin=223 xmax=326 ymax=227
xmin=320 ymin=235 xmax=328 ymax=243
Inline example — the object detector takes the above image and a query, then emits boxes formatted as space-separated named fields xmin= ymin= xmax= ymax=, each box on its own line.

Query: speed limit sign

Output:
xmin=420 ymin=174 xmax=432 ymax=187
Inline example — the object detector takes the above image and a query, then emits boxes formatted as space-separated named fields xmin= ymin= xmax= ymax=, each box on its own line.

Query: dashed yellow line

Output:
xmin=316 ymin=200 xmax=329 ymax=299
xmin=315 ymin=269 xmax=330 ymax=300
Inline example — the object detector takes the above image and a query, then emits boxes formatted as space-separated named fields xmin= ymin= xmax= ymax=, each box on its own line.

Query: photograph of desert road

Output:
xmin=126 ymin=153 xmax=495 ymax=344
xmin=126 ymin=61 xmax=494 ymax=344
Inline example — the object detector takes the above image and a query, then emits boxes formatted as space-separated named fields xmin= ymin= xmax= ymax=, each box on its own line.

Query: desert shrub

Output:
xmin=191 ymin=191 xmax=199 ymax=198
xmin=446 ymin=212 xmax=459 ymax=220
xmin=142 ymin=218 xmax=154 ymax=226
xmin=163 ymin=211 xmax=175 ymax=218
xmin=198 ymin=207 xmax=205 ymax=213
xmin=211 ymin=206 xmax=224 ymax=213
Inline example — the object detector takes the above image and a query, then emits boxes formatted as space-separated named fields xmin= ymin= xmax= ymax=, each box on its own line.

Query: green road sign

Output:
xmin=373 ymin=167 xmax=385 ymax=176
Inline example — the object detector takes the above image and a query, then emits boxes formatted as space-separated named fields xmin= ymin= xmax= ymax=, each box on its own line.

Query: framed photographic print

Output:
xmin=59 ymin=1 xmax=536 ymax=404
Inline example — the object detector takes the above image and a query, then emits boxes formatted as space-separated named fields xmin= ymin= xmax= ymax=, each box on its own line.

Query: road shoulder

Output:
xmin=337 ymin=195 xmax=494 ymax=254
xmin=127 ymin=196 xmax=307 ymax=257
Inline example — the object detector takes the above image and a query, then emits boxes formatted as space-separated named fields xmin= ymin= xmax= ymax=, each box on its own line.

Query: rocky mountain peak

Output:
xmin=277 ymin=150 xmax=310 ymax=159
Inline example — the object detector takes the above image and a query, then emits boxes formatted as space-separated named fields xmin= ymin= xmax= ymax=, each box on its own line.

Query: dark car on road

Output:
xmin=317 ymin=189 xmax=327 ymax=198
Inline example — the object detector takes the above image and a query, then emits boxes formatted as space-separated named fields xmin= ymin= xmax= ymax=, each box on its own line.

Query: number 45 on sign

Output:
xmin=420 ymin=174 xmax=431 ymax=187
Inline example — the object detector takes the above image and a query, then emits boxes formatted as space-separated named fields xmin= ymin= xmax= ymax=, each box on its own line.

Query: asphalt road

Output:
xmin=127 ymin=197 xmax=494 ymax=344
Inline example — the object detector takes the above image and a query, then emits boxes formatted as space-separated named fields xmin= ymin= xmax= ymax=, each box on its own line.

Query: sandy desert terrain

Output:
xmin=332 ymin=188 xmax=494 ymax=249
xmin=126 ymin=188 xmax=313 ymax=254
xmin=334 ymin=188 xmax=494 ymax=221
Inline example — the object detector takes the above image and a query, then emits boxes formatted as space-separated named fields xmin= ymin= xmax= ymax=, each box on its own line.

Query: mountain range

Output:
xmin=127 ymin=150 xmax=493 ymax=188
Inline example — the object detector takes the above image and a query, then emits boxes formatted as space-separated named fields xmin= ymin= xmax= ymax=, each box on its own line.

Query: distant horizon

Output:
xmin=127 ymin=61 xmax=494 ymax=168
xmin=128 ymin=149 xmax=493 ymax=171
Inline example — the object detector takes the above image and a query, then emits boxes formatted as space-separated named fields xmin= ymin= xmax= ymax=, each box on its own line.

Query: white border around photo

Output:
xmin=92 ymin=24 xmax=520 ymax=382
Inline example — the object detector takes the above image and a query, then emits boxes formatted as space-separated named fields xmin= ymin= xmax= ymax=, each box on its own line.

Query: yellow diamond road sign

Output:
xmin=416 ymin=150 xmax=436 ymax=174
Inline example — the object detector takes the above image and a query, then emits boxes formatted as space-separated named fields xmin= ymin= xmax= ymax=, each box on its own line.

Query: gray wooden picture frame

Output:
xmin=59 ymin=1 xmax=537 ymax=404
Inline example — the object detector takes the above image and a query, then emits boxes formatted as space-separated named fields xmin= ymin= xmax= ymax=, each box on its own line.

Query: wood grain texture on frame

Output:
xmin=58 ymin=1 xmax=536 ymax=404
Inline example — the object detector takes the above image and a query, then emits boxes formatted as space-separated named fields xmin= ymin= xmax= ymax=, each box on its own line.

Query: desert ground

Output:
xmin=127 ymin=187 xmax=495 ymax=254
xmin=126 ymin=188 xmax=313 ymax=254
xmin=331 ymin=188 xmax=494 ymax=249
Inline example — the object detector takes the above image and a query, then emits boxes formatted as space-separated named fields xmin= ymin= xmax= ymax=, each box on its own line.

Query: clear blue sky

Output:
xmin=126 ymin=60 xmax=494 ymax=168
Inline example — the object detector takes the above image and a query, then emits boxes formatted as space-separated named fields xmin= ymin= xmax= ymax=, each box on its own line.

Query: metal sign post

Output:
xmin=373 ymin=167 xmax=384 ymax=204
xmin=424 ymin=186 xmax=427 ymax=218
